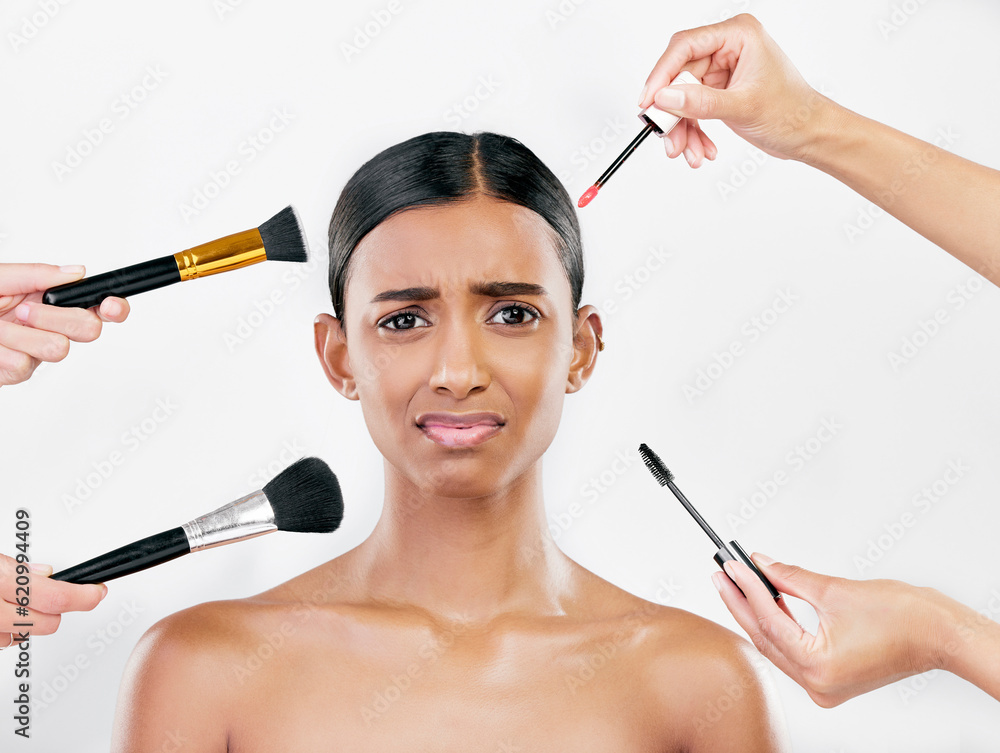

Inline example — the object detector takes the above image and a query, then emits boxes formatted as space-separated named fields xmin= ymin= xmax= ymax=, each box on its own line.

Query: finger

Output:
xmin=0 ymin=555 xmax=107 ymax=614
xmin=14 ymin=301 xmax=103 ymax=343
xmin=0 ymin=600 xmax=62 ymax=636
xmin=0 ymin=319 xmax=70 ymax=363
xmin=691 ymin=123 xmax=718 ymax=160
xmin=0 ymin=264 xmax=85 ymax=297
xmin=713 ymin=570 xmax=805 ymax=683
xmin=0 ymin=343 xmax=37 ymax=386
xmin=653 ymin=82 xmax=741 ymax=123
xmin=97 ymin=296 xmax=130 ymax=323
xmin=724 ymin=560 xmax=809 ymax=660
xmin=639 ymin=22 xmax=737 ymax=107
xmin=682 ymin=120 xmax=707 ymax=167
xmin=751 ymin=553 xmax=836 ymax=607
xmin=663 ymin=126 xmax=687 ymax=159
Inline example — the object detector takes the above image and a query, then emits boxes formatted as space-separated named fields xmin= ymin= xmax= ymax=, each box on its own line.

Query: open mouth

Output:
xmin=416 ymin=412 xmax=505 ymax=448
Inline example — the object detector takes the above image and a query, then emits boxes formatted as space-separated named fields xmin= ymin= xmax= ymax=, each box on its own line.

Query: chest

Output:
xmin=227 ymin=627 xmax=676 ymax=752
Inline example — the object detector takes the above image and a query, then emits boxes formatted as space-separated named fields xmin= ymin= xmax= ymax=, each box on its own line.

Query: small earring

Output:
xmin=597 ymin=334 xmax=605 ymax=352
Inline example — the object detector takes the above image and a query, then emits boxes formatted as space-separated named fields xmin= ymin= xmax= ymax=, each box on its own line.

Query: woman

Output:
xmin=111 ymin=132 xmax=788 ymax=751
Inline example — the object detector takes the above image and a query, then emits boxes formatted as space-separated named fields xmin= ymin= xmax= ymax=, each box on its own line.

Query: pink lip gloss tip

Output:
xmin=578 ymin=185 xmax=599 ymax=208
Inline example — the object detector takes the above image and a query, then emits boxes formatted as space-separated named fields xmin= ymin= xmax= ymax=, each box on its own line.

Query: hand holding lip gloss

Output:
xmin=578 ymin=71 xmax=702 ymax=208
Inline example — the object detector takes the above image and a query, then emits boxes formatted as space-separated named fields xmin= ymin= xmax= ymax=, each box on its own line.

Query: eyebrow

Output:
xmin=370 ymin=281 xmax=550 ymax=304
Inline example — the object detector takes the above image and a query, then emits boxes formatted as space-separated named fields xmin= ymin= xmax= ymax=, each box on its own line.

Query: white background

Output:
xmin=2 ymin=0 xmax=999 ymax=750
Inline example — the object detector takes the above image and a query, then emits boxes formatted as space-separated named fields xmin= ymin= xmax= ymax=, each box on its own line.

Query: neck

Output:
xmin=351 ymin=458 xmax=571 ymax=625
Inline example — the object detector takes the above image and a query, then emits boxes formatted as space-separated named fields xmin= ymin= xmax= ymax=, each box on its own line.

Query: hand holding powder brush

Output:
xmin=43 ymin=205 xmax=309 ymax=309
xmin=52 ymin=457 xmax=344 ymax=584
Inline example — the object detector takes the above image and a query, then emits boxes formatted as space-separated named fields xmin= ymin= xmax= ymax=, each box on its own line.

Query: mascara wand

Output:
xmin=638 ymin=443 xmax=780 ymax=600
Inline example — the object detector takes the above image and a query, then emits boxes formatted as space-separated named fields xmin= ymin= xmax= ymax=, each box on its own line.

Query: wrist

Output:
xmin=788 ymin=92 xmax=857 ymax=167
xmin=922 ymin=587 xmax=978 ymax=675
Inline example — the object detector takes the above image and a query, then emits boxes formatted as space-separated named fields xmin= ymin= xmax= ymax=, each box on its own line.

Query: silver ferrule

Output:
xmin=182 ymin=490 xmax=278 ymax=552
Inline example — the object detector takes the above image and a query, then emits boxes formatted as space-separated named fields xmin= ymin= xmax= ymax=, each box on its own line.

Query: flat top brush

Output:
xmin=638 ymin=443 xmax=781 ymax=600
xmin=52 ymin=457 xmax=344 ymax=585
xmin=42 ymin=205 xmax=309 ymax=309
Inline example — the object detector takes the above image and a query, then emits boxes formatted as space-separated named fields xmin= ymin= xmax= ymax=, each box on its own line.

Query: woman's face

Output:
xmin=316 ymin=194 xmax=600 ymax=500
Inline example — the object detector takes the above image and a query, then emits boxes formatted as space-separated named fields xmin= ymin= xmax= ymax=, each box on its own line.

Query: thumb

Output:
xmin=751 ymin=553 xmax=835 ymax=607
xmin=0 ymin=264 xmax=86 ymax=296
xmin=652 ymin=83 xmax=738 ymax=122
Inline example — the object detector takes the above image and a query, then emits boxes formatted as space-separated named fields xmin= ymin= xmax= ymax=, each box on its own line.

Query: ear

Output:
xmin=314 ymin=313 xmax=358 ymax=400
xmin=566 ymin=304 xmax=602 ymax=394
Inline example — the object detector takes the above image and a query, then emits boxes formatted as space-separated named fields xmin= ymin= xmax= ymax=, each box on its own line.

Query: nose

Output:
xmin=427 ymin=319 xmax=491 ymax=399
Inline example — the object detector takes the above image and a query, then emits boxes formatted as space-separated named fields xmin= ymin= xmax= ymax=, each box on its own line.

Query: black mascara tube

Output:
xmin=638 ymin=443 xmax=781 ymax=600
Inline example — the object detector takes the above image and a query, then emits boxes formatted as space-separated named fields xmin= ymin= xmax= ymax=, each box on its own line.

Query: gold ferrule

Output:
xmin=173 ymin=228 xmax=266 ymax=281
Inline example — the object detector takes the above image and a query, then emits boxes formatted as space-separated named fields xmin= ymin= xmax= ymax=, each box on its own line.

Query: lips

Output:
xmin=416 ymin=412 xmax=505 ymax=448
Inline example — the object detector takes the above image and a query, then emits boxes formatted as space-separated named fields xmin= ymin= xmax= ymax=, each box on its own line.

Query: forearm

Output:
xmin=799 ymin=97 xmax=1000 ymax=285
xmin=936 ymin=593 xmax=1000 ymax=701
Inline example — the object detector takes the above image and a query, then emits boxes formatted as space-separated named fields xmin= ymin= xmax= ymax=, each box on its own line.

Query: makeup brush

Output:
xmin=638 ymin=443 xmax=781 ymax=600
xmin=51 ymin=457 xmax=343 ymax=585
xmin=42 ymin=205 xmax=309 ymax=309
xmin=578 ymin=71 xmax=700 ymax=208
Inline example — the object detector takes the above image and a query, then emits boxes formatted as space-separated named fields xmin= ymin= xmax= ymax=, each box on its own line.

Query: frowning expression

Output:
xmin=326 ymin=195 xmax=597 ymax=499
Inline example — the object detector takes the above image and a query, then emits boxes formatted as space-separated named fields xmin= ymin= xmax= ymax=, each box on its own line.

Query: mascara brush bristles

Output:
xmin=638 ymin=443 xmax=674 ymax=485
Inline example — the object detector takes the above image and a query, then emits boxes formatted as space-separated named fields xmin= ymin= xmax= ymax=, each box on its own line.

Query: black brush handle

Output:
xmin=42 ymin=254 xmax=181 ymax=308
xmin=51 ymin=526 xmax=191 ymax=584
xmin=714 ymin=540 xmax=782 ymax=600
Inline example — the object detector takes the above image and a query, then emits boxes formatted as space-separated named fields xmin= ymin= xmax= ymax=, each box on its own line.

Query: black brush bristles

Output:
xmin=638 ymin=443 xmax=674 ymax=486
xmin=263 ymin=457 xmax=344 ymax=533
xmin=259 ymin=205 xmax=309 ymax=263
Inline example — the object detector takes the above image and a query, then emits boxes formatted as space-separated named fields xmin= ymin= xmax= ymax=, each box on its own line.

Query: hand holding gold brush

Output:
xmin=42 ymin=206 xmax=308 ymax=309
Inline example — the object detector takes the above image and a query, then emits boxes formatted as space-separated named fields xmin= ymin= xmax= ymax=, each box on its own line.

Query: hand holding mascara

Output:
xmin=42 ymin=205 xmax=308 ymax=309
xmin=52 ymin=457 xmax=343 ymax=585
xmin=638 ymin=443 xmax=780 ymax=600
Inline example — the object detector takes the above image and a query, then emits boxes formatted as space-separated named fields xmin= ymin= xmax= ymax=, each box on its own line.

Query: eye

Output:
xmin=378 ymin=311 xmax=430 ymax=330
xmin=488 ymin=304 xmax=539 ymax=326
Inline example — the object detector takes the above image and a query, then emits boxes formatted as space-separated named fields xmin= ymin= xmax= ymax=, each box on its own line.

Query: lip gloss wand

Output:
xmin=578 ymin=70 xmax=700 ymax=208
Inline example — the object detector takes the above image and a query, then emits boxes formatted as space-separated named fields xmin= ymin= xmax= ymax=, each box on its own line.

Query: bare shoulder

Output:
xmin=635 ymin=600 xmax=787 ymax=751
xmin=113 ymin=559 xmax=355 ymax=753
xmin=571 ymin=568 xmax=789 ymax=751
xmin=112 ymin=600 xmax=256 ymax=752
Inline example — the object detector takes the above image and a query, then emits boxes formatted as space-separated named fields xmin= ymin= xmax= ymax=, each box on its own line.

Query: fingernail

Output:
xmin=752 ymin=552 xmax=775 ymax=566
xmin=684 ymin=148 xmax=695 ymax=166
xmin=59 ymin=265 xmax=85 ymax=275
xmin=637 ymin=84 xmax=648 ymax=108
xmin=654 ymin=87 xmax=685 ymax=110
xmin=28 ymin=562 xmax=52 ymax=575
xmin=97 ymin=584 xmax=109 ymax=601
xmin=711 ymin=572 xmax=725 ymax=592
xmin=103 ymin=299 xmax=122 ymax=317
xmin=14 ymin=303 xmax=30 ymax=322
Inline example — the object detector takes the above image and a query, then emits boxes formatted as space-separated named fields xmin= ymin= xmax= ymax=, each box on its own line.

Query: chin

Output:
xmin=395 ymin=449 xmax=539 ymax=502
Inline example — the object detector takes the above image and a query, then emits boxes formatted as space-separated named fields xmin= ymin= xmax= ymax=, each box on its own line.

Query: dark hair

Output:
xmin=327 ymin=131 xmax=584 ymax=324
